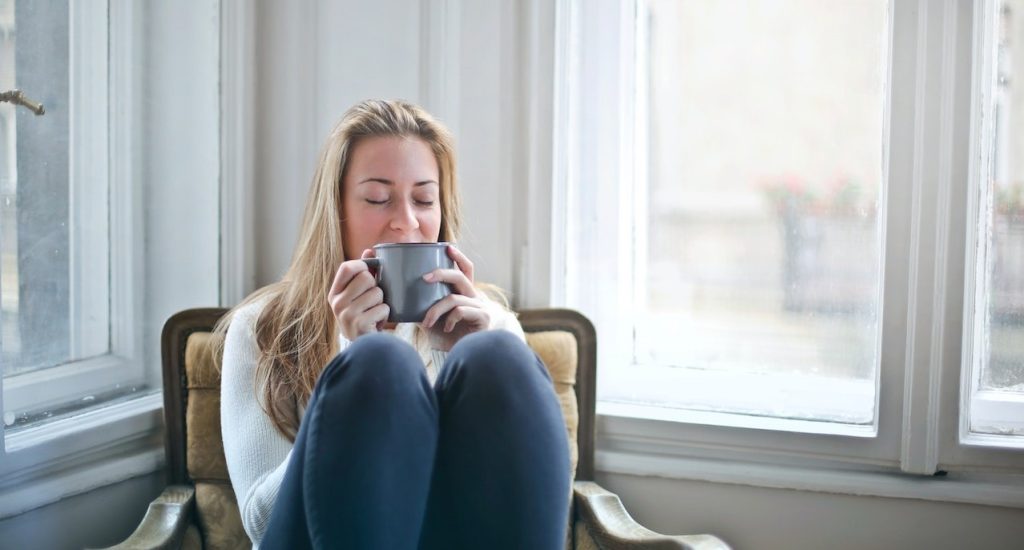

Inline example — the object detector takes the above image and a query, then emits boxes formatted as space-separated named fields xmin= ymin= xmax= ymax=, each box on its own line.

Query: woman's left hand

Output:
xmin=420 ymin=245 xmax=490 ymax=351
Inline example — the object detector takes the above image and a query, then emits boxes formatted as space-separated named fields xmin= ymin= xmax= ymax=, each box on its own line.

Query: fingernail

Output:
xmin=423 ymin=272 xmax=435 ymax=282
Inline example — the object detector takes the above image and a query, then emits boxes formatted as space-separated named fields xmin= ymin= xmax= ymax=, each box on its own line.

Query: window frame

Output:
xmin=0 ymin=0 xmax=241 ymax=519
xmin=958 ymin=0 xmax=1024 ymax=452
xmin=0 ymin=0 xmax=148 ymax=423
xmin=551 ymin=0 xmax=1024 ymax=498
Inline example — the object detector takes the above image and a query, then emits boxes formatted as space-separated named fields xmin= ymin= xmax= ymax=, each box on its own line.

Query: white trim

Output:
xmin=419 ymin=0 xmax=461 ymax=138
xmin=959 ymin=0 xmax=994 ymax=450
xmin=597 ymin=448 xmax=1024 ymax=510
xmin=547 ymin=0 xmax=572 ymax=308
xmin=220 ymin=0 xmax=256 ymax=307
xmin=517 ymin=0 xmax=558 ymax=308
xmin=3 ymin=392 xmax=161 ymax=454
xmin=0 ymin=442 xmax=162 ymax=519
xmin=3 ymin=355 xmax=140 ymax=414
xmin=958 ymin=0 xmax=1024 ymax=453
xmin=600 ymin=402 xmax=875 ymax=440
xmin=68 ymin=0 xmax=110 ymax=361
xmin=899 ymin=0 xmax=934 ymax=475
xmin=969 ymin=390 xmax=1024 ymax=445
xmin=109 ymin=0 xmax=143 ymax=369
xmin=0 ymin=391 xmax=161 ymax=497
xmin=900 ymin=0 xmax=961 ymax=476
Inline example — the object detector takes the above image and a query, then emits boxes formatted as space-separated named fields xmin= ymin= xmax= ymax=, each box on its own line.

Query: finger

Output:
xmin=423 ymin=268 xmax=476 ymax=297
xmin=360 ymin=248 xmax=375 ymax=259
xmin=444 ymin=306 xmax=489 ymax=333
xmin=349 ymin=285 xmax=385 ymax=314
xmin=335 ymin=270 xmax=378 ymax=309
xmin=422 ymin=294 xmax=479 ymax=328
xmin=446 ymin=245 xmax=475 ymax=281
xmin=333 ymin=270 xmax=382 ymax=317
xmin=365 ymin=302 xmax=390 ymax=330
xmin=329 ymin=259 xmax=370 ymax=297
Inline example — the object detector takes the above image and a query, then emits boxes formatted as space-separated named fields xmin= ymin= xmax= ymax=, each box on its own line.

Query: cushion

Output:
xmin=194 ymin=481 xmax=250 ymax=550
xmin=525 ymin=330 xmax=580 ymax=480
xmin=186 ymin=333 xmax=229 ymax=482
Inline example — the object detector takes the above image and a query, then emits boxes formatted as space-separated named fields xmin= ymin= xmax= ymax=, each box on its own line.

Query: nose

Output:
xmin=389 ymin=198 xmax=420 ymax=235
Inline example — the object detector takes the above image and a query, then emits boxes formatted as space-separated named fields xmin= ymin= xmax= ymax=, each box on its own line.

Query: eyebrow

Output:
xmin=358 ymin=178 xmax=439 ymax=186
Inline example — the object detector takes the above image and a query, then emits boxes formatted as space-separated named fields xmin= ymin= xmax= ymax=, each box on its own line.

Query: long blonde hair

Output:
xmin=214 ymin=100 xmax=461 ymax=442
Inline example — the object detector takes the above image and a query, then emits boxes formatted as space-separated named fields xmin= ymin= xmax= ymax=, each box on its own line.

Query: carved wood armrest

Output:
xmin=574 ymin=481 xmax=731 ymax=550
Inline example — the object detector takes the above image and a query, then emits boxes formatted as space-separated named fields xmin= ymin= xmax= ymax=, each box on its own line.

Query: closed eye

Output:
xmin=365 ymin=199 xmax=388 ymax=205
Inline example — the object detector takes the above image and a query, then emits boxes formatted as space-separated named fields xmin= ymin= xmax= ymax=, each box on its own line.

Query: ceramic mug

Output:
xmin=362 ymin=242 xmax=454 ymax=323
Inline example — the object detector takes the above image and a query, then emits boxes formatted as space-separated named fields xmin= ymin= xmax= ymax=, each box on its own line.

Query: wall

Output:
xmin=598 ymin=472 xmax=1024 ymax=550
xmin=253 ymin=0 xmax=519 ymax=298
xmin=0 ymin=471 xmax=164 ymax=549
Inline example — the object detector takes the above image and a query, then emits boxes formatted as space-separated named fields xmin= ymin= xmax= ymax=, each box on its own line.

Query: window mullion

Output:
xmin=898 ymin=0 xmax=963 ymax=476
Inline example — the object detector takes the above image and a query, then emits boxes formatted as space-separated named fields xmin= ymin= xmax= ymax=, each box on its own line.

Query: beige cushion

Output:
xmin=182 ymin=328 xmax=581 ymax=548
xmin=186 ymin=333 xmax=229 ymax=482
xmin=525 ymin=330 xmax=580 ymax=481
xmin=195 ymin=482 xmax=250 ymax=550
xmin=181 ymin=523 xmax=203 ymax=550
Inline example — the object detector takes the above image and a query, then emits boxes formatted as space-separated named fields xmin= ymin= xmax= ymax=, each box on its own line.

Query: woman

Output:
xmin=216 ymin=99 xmax=570 ymax=550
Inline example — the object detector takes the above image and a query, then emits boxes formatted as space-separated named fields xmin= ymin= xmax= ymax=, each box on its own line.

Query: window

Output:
xmin=1 ymin=0 xmax=120 ymax=430
xmin=0 ymin=0 xmax=221 ymax=517
xmin=559 ymin=0 xmax=1024 ymax=478
xmin=963 ymin=0 xmax=1024 ymax=443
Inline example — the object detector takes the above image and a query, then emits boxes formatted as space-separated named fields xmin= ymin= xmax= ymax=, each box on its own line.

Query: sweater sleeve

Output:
xmin=220 ymin=301 xmax=294 ymax=546
xmin=483 ymin=295 xmax=526 ymax=342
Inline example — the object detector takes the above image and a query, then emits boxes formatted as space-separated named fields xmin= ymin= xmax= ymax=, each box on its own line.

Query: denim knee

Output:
xmin=317 ymin=333 xmax=425 ymax=396
xmin=441 ymin=330 xmax=550 ymax=393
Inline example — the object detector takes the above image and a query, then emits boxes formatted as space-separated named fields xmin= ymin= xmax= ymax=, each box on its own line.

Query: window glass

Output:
xmin=621 ymin=0 xmax=889 ymax=424
xmin=971 ymin=0 xmax=1024 ymax=438
xmin=1 ymin=0 xmax=79 ymax=377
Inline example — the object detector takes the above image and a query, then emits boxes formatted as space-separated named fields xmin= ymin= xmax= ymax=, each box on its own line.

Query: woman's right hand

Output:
xmin=328 ymin=249 xmax=389 ymax=341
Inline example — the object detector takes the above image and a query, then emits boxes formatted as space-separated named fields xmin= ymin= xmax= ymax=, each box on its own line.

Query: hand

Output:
xmin=420 ymin=245 xmax=491 ymax=351
xmin=328 ymin=249 xmax=389 ymax=341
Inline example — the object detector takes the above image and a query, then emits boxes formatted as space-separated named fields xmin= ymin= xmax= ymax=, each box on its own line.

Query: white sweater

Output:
xmin=220 ymin=296 xmax=525 ymax=547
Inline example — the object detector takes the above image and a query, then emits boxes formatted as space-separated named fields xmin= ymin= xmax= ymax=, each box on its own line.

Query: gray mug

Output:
xmin=362 ymin=242 xmax=454 ymax=323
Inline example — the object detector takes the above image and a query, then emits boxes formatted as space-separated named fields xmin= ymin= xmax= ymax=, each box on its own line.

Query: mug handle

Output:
xmin=361 ymin=258 xmax=381 ymax=271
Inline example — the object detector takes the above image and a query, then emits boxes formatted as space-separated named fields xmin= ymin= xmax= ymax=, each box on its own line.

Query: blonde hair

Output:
xmin=214 ymin=99 xmax=461 ymax=442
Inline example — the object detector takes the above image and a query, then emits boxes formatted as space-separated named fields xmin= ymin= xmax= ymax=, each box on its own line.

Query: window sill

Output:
xmin=0 ymin=393 xmax=164 ymax=519
xmin=597 ymin=411 xmax=1024 ymax=510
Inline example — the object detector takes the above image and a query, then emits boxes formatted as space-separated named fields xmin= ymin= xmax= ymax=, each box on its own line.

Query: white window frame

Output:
xmin=1 ymin=0 xmax=147 ymax=423
xmin=0 ymin=0 xmax=243 ymax=519
xmin=549 ymin=0 xmax=1024 ymax=507
xmin=959 ymin=0 xmax=1024 ymax=450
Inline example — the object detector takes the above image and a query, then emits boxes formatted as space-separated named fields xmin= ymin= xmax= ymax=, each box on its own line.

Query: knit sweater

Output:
xmin=220 ymin=296 xmax=525 ymax=547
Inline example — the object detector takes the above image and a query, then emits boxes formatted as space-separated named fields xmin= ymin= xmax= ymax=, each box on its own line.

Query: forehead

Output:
xmin=345 ymin=135 xmax=438 ymax=180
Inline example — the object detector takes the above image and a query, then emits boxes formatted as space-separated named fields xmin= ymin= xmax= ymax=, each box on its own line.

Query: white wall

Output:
xmin=0 ymin=471 xmax=164 ymax=549
xmin=598 ymin=472 xmax=1024 ymax=550
xmin=253 ymin=0 xmax=520 ymax=297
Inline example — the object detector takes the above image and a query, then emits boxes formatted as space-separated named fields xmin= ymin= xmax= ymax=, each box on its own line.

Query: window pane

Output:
xmin=626 ymin=0 xmax=888 ymax=423
xmin=986 ymin=1 xmax=1024 ymax=392
xmin=971 ymin=0 xmax=1024 ymax=438
xmin=1 ymin=0 xmax=79 ymax=376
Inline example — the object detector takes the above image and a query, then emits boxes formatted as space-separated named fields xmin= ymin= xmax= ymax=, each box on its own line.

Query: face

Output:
xmin=341 ymin=136 xmax=442 ymax=259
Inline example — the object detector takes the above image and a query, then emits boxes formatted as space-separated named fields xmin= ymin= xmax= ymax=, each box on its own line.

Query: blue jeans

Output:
xmin=259 ymin=330 xmax=571 ymax=550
